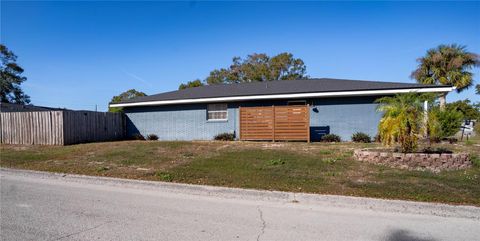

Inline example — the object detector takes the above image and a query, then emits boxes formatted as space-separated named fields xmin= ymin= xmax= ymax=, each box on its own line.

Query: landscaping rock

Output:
xmin=353 ymin=149 xmax=471 ymax=172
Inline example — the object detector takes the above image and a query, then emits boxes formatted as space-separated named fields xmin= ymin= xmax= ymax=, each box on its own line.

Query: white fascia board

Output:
xmin=109 ymin=86 xmax=454 ymax=108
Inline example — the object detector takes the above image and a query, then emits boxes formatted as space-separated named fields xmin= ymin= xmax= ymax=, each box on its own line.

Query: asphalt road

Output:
xmin=1 ymin=169 xmax=479 ymax=241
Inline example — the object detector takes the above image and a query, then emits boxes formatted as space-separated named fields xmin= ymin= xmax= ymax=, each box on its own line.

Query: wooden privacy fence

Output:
xmin=0 ymin=111 xmax=124 ymax=145
xmin=239 ymin=105 xmax=310 ymax=142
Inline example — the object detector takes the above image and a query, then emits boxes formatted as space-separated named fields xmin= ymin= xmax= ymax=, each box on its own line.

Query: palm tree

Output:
xmin=476 ymin=84 xmax=480 ymax=95
xmin=376 ymin=93 xmax=425 ymax=153
xmin=411 ymin=44 xmax=479 ymax=109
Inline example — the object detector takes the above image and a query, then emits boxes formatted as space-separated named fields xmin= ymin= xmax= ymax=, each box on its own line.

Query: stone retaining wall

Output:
xmin=353 ymin=149 xmax=471 ymax=172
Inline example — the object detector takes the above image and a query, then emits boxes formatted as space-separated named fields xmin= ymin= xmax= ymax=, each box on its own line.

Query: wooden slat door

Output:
xmin=239 ymin=106 xmax=274 ymax=140
xmin=273 ymin=106 xmax=310 ymax=141
xmin=239 ymin=105 xmax=310 ymax=142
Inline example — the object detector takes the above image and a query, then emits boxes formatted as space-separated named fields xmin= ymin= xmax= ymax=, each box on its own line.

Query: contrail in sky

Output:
xmin=123 ymin=70 xmax=151 ymax=86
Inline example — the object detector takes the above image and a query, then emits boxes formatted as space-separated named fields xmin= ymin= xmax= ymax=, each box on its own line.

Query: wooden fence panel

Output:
xmin=0 ymin=110 xmax=124 ymax=145
xmin=239 ymin=105 xmax=310 ymax=142
xmin=274 ymin=106 xmax=310 ymax=141
xmin=62 ymin=111 xmax=124 ymax=145
xmin=0 ymin=111 xmax=64 ymax=145
xmin=240 ymin=107 xmax=274 ymax=140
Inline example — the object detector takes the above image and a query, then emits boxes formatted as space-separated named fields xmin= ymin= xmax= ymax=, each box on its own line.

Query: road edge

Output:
xmin=2 ymin=167 xmax=479 ymax=219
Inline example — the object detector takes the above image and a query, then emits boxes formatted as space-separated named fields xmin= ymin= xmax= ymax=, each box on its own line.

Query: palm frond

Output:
xmin=411 ymin=44 xmax=478 ymax=93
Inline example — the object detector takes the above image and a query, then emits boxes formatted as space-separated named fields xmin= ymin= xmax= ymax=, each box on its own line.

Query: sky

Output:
xmin=1 ymin=1 xmax=479 ymax=111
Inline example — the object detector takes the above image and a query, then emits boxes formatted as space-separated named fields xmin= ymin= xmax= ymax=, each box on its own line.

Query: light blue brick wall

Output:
xmin=124 ymin=96 xmax=383 ymax=141
xmin=309 ymin=96 xmax=383 ymax=141
xmin=125 ymin=104 xmax=238 ymax=140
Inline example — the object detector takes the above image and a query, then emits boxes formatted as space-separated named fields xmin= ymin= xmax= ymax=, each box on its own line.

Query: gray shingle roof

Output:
xmin=115 ymin=78 xmax=450 ymax=104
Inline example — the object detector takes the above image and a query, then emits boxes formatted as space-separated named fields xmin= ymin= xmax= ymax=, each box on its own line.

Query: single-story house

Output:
xmin=109 ymin=78 xmax=453 ymax=141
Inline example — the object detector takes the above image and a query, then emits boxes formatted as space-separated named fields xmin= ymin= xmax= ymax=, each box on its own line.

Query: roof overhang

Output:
xmin=109 ymin=86 xmax=455 ymax=108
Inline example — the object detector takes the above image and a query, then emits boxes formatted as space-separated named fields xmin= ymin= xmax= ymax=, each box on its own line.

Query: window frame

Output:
xmin=206 ymin=103 xmax=228 ymax=121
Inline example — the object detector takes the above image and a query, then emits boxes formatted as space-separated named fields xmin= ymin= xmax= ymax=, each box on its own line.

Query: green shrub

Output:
xmin=321 ymin=134 xmax=341 ymax=142
xmin=214 ymin=132 xmax=235 ymax=141
xmin=146 ymin=134 xmax=159 ymax=140
xmin=445 ymin=100 xmax=480 ymax=121
xmin=351 ymin=132 xmax=371 ymax=143
xmin=475 ymin=122 xmax=480 ymax=135
xmin=131 ymin=133 xmax=145 ymax=140
xmin=434 ymin=109 xmax=463 ymax=138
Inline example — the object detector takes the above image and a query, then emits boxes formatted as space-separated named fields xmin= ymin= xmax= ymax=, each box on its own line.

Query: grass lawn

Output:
xmin=1 ymin=138 xmax=479 ymax=206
